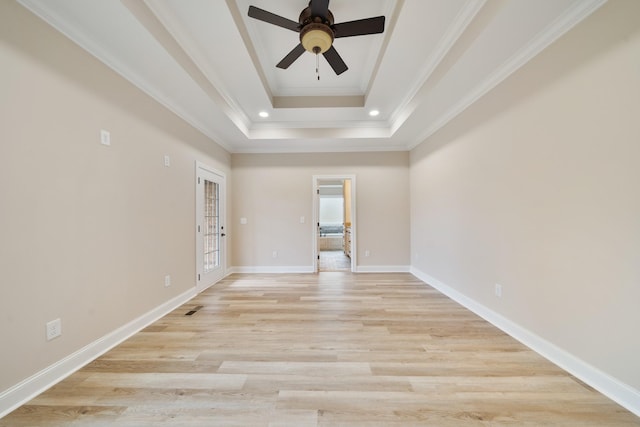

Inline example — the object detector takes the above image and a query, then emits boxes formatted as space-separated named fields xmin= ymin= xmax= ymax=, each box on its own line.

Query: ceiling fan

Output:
xmin=248 ymin=0 xmax=385 ymax=76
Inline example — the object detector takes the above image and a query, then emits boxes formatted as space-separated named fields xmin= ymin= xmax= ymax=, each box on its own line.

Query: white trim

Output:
xmin=231 ymin=145 xmax=404 ymax=155
xmin=407 ymin=0 xmax=608 ymax=149
xmin=227 ymin=265 xmax=412 ymax=274
xmin=16 ymin=0 xmax=234 ymax=152
xmin=0 ymin=287 xmax=197 ymax=418
xmin=410 ymin=267 xmax=640 ymax=418
xmin=195 ymin=162 xmax=227 ymax=293
xmin=16 ymin=0 xmax=607 ymax=155
xmin=356 ymin=265 xmax=411 ymax=273
xmin=228 ymin=266 xmax=315 ymax=274
xmin=313 ymin=175 xmax=357 ymax=273
xmin=389 ymin=0 xmax=486 ymax=133
xmin=143 ymin=0 xmax=250 ymax=130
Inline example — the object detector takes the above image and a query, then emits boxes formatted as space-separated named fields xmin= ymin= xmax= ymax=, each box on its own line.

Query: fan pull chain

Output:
xmin=316 ymin=53 xmax=320 ymax=81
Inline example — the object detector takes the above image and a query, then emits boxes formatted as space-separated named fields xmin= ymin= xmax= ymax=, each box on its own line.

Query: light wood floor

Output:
xmin=2 ymin=273 xmax=638 ymax=426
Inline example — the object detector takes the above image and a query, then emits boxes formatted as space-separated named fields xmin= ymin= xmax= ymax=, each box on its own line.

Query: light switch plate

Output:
xmin=100 ymin=129 xmax=110 ymax=146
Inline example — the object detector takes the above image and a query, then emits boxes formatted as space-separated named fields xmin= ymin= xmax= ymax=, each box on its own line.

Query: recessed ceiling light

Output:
xmin=369 ymin=109 xmax=380 ymax=117
xmin=259 ymin=111 xmax=269 ymax=118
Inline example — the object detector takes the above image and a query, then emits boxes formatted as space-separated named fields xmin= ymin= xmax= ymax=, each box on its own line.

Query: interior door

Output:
xmin=196 ymin=163 xmax=225 ymax=292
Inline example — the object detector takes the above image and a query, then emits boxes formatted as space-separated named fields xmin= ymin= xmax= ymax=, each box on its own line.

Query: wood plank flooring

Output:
xmin=2 ymin=273 xmax=638 ymax=426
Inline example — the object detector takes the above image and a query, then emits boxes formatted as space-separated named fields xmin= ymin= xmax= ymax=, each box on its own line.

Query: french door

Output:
xmin=196 ymin=162 xmax=225 ymax=292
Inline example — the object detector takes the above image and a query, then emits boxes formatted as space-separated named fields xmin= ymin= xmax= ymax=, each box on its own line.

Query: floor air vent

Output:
xmin=185 ymin=305 xmax=203 ymax=316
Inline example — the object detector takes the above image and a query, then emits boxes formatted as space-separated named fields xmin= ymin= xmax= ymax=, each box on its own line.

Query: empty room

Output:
xmin=1 ymin=0 xmax=639 ymax=425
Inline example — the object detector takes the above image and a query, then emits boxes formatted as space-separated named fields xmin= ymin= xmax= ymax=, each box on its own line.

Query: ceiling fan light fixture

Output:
xmin=248 ymin=2 xmax=385 ymax=76
xmin=300 ymin=24 xmax=333 ymax=54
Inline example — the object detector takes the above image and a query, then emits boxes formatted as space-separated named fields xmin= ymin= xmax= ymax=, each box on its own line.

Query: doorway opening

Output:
xmin=313 ymin=175 xmax=356 ymax=272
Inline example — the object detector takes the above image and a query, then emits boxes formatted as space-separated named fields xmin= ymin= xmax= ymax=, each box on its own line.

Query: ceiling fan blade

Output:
xmin=276 ymin=43 xmax=306 ymax=69
xmin=310 ymin=0 xmax=330 ymax=19
xmin=323 ymin=46 xmax=348 ymax=75
xmin=248 ymin=6 xmax=300 ymax=32
xmin=333 ymin=16 xmax=385 ymax=38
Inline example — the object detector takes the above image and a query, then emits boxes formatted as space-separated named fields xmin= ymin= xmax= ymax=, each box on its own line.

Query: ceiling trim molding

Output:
xmin=388 ymin=0 xmax=487 ymax=135
xmin=231 ymin=144 xmax=404 ymax=154
xmin=143 ymin=0 xmax=251 ymax=129
xmin=273 ymin=96 xmax=365 ymax=109
xmin=236 ymin=1 xmax=396 ymax=102
xmin=16 ymin=0 xmax=235 ymax=151
xmin=357 ymin=0 xmax=401 ymax=96
xmin=247 ymin=125 xmax=391 ymax=140
xmin=225 ymin=0 xmax=273 ymax=103
xmin=364 ymin=0 xmax=404 ymax=98
xmin=16 ymin=0 xmax=608 ymax=154
xmin=122 ymin=0 xmax=251 ymax=135
xmin=407 ymin=0 xmax=608 ymax=150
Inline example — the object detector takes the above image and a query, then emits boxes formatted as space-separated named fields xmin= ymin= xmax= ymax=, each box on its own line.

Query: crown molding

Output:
xmin=389 ymin=0 xmax=487 ymax=135
xmin=16 ymin=0 xmax=235 ymax=151
xmin=408 ymin=0 xmax=608 ymax=149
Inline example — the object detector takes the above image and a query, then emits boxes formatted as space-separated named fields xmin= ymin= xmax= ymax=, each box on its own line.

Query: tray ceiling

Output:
xmin=17 ymin=0 xmax=606 ymax=153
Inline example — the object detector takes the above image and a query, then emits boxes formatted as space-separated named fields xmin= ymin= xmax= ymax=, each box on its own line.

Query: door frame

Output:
xmin=195 ymin=161 xmax=226 ymax=292
xmin=312 ymin=174 xmax=356 ymax=273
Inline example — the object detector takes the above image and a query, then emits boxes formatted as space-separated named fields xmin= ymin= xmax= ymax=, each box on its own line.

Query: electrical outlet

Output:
xmin=164 ymin=275 xmax=171 ymax=287
xmin=163 ymin=155 xmax=171 ymax=167
xmin=365 ymin=250 xmax=370 ymax=257
xmin=272 ymin=251 xmax=278 ymax=258
xmin=495 ymin=284 xmax=503 ymax=298
xmin=46 ymin=318 xmax=62 ymax=341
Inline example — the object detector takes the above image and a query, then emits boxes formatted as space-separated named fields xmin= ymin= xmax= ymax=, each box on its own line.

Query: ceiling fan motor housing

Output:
xmin=299 ymin=6 xmax=335 ymax=54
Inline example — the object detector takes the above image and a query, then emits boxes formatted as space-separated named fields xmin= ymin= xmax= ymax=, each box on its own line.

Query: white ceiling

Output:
xmin=18 ymin=0 xmax=606 ymax=153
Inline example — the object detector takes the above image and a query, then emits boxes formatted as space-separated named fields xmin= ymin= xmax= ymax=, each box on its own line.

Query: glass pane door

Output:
xmin=196 ymin=163 xmax=225 ymax=292
xmin=204 ymin=179 xmax=219 ymax=272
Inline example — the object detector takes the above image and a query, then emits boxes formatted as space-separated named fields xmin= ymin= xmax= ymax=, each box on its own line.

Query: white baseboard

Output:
xmin=8 ymin=269 xmax=635 ymax=418
xmin=355 ymin=265 xmax=411 ymax=273
xmin=228 ymin=265 xmax=315 ymax=274
xmin=227 ymin=265 xmax=411 ymax=274
xmin=410 ymin=267 xmax=640 ymax=418
xmin=0 ymin=287 xmax=197 ymax=418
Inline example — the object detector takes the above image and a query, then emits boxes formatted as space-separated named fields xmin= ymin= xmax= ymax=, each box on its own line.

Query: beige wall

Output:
xmin=231 ymin=152 xmax=410 ymax=270
xmin=4 ymin=0 xmax=637 ymax=413
xmin=0 ymin=1 xmax=230 ymax=392
xmin=410 ymin=0 xmax=640 ymax=391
